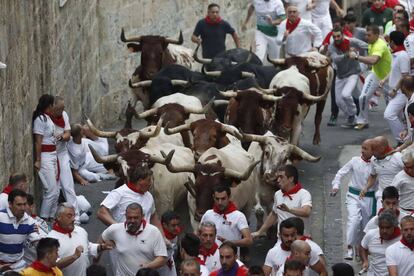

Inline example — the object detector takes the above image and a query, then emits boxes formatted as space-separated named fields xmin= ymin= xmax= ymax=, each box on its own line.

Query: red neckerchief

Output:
xmin=195 ymin=256 xmax=206 ymax=266
xmin=334 ymin=38 xmax=351 ymax=52
xmin=378 ymin=146 xmax=394 ymax=159
xmin=52 ymin=222 xmax=73 ymax=238
xmin=281 ymin=242 xmax=290 ymax=251
xmin=392 ymin=45 xmax=406 ymax=53
xmin=361 ymin=156 xmax=371 ymax=163
xmin=2 ymin=185 xmax=13 ymax=195
xmin=127 ymin=182 xmax=145 ymax=195
xmin=205 ymin=16 xmax=222 ymax=25
xmin=31 ymin=214 xmax=37 ymax=218
xmin=213 ymin=201 xmax=238 ymax=220
xmin=44 ymin=112 xmax=65 ymax=128
xmin=371 ymin=5 xmax=386 ymax=13
xmin=282 ymin=183 xmax=302 ymax=200
xmin=410 ymin=19 xmax=414 ymax=32
xmin=125 ymin=219 xmax=146 ymax=236
xmin=199 ymin=243 xmax=219 ymax=262
xmin=286 ymin=18 xmax=301 ymax=33
xmin=299 ymin=235 xmax=312 ymax=241
xmin=163 ymin=226 xmax=181 ymax=240
xmin=381 ymin=227 xmax=401 ymax=243
xmin=343 ymin=26 xmax=353 ymax=38
xmin=30 ymin=260 xmax=56 ymax=275
xmin=378 ymin=208 xmax=400 ymax=217
xmin=400 ymin=237 xmax=414 ymax=250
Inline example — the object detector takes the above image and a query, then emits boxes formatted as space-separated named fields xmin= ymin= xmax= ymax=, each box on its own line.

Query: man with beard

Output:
xmin=391 ymin=148 xmax=414 ymax=216
xmin=327 ymin=27 xmax=368 ymax=128
xmin=209 ymin=242 xmax=248 ymax=276
xmin=386 ymin=215 xmax=414 ymax=275
xmin=361 ymin=210 xmax=401 ymax=275
xmin=48 ymin=203 xmax=112 ymax=276
xmin=100 ymin=203 xmax=167 ymax=276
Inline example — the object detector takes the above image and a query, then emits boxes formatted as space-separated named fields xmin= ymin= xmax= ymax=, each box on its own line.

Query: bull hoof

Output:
xmin=313 ymin=136 xmax=321 ymax=145
xmin=254 ymin=206 xmax=265 ymax=217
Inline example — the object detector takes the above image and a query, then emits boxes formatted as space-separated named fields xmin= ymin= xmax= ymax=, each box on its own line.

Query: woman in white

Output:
xmin=33 ymin=94 xmax=59 ymax=221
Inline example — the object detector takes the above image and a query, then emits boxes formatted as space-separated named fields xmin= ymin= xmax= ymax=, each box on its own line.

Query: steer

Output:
xmin=268 ymin=52 xmax=334 ymax=145
xmin=164 ymin=118 xmax=243 ymax=159
xmin=161 ymin=144 xmax=259 ymax=230
xmin=239 ymin=131 xmax=321 ymax=227
xmin=90 ymin=143 xmax=195 ymax=216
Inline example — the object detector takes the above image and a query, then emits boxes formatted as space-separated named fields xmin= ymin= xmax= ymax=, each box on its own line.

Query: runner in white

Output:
xmin=331 ymin=139 xmax=376 ymax=259
xmin=276 ymin=4 xmax=323 ymax=57
xmin=32 ymin=94 xmax=59 ymax=221
xmin=180 ymin=233 xmax=210 ymax=276
xmin=276 ymin=240 xmax=313 ymax=276
xmin=391 ymin=148 xmax=414 ymax=216
xmin=159 ymin=210 xmax=181 ymax=276
xmin=198 ymin=221 xmax=220 ymax=272
xmin=0 ymin=173 xmax=28 ymax=210
xmin=360 ymin=136 xmax=404 ymax=212
xmin=312 ymin=0 xmax=343 ymax=38
xmin=242 ymin=0 xmax=286 ymax=61
xmin=100 ymin=203 xmax=167 ymax=276
xmin=386 ymin=215 xmax=414 ymax=276
xmin=284 ymin=0 xmax=313 ymax=21
xmin=361 ymin=210 xmax=401 ymax=276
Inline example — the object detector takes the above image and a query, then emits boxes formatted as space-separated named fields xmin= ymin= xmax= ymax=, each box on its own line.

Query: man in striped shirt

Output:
xmin=0 ymin=189 xmax=39 ymax=272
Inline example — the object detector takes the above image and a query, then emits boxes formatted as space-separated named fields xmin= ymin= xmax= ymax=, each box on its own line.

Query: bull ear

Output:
xmin=127 ymin=43 xmax=141 ymax=52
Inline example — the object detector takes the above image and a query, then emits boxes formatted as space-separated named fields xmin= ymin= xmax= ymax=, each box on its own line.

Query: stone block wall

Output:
xmin=0 ymin=0 xmax=253 ymax=187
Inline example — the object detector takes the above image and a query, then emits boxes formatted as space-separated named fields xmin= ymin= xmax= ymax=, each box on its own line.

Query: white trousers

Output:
xmin=255 ymin=30 xmax=280 ymax=62
xmin=312 ymin=15 xmax=333 ymax=39
xmin=38 ymin=152 xmax=59 ymax=218
xmin=357 ymin=73 xmax=381 ymax=124
xmin=346 ymin=191 xmax=375 ymax=246
xmin=57 ymin=151 xmax=79 ymax=215
xmin=79 ymin=153 xmax=108 ymax=182
xmin=384 ymin=92 xmax=408 ymax=143
xmin=335 ymin=74 xmax=359 ymax=117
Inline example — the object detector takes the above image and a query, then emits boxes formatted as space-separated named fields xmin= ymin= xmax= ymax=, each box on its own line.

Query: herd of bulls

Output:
xmin=87 ymin=29 xmax=334 ymax=230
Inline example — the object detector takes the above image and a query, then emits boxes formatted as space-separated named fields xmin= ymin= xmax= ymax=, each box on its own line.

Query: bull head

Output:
xmin=120 ymin=28 xmax=183 ymax=45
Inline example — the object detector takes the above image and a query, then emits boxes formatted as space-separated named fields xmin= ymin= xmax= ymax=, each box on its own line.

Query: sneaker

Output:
xmin=354 ymin=123 xmax=369 ymax=130
xmin=327 ymin=115 xmax=337 ymax=126
xmin=0 ymin=62 xmax=6 ymax=69
xmin=344 ymin=247 xmax=353 ymax=260
xmin=341 ymin=116 xmax=356 ymax=128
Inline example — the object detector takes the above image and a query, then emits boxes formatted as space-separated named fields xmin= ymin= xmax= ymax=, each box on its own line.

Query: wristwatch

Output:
xmin=354 ymin=53 xmax=359 ymax=60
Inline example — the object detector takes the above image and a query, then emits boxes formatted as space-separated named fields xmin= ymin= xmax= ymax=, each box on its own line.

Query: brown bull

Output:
xmin=267 ymin=53 xmax=334 ymax=145
xmin=164 ymin=118 xmax=242 ymax=159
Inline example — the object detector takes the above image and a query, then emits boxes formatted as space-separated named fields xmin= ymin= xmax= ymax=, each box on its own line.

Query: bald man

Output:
xmin=361 ymin=136 xmax=404 ymax=212
xmin=276 ymin=240 xmax=311 ymax=276
xmin=331 ymin=139 xmax=376 ymax=260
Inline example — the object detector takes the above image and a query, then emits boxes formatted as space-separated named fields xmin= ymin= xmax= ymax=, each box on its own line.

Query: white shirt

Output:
xmin=101 ymin=184 xmax=155 ymax=223
xmin=48 ymin=226 xmax=99 ymax=276
xmin=276 ymin=18 xmax=322 ymax=56
xmin=272 ymin=188 xmax=312 ymax=234
xmin=331 ymin=156 xmax=374 ymax=191
xmin=391 ymin=170 xmax=414 ymax=211
xmin=371 ymin=153 xmax=404 ymax=197
xmin=405 ymin=94 xmax=414 ymax=131
xmin=158 ymin=236 xmax=178 ymax=276
xmin=389 ymin=50 xmax=410 ymax=89
xmin=54 ymin=111 xmax=71 ymax=154
xmin=253 ymin=0 xmax=285 ymax=30
xmin=67 ymin=138 xmax=87 ymax=170
xmin=276 ymin=264 xmax=311 ymax=276
xmin=361 ymin=228 xmax=400 ymax=276
xmin=304 ymin=238 xmax=324 ymax=276
xmin=101 ymin=222 xmax=167 ymax=276
xmin=199 ymin=244 xmax=220 ymax=272
xmin=386 ymin=240 xmax=414 ymax=276
xmin=364 ymin=212 xmax=404 ymax=233
xmin=311 ymin=0 xmax=331 ymax=19
xmin=23 ymin=216 xmax=49 ymax=264
xmin=404 ymin=33 xmax=414 ymax=59
xmin=0 ymin=193 xmax=8 ymax=210
xmin=200 ymin=209 xmax=249 ymax=246
xmin=284 ymin=0 xmax=312 ymax=20
xmin=33 ymin=114 xmax=57 ymax=146
xmin=200 ymin=264 xmax=210 ymax=276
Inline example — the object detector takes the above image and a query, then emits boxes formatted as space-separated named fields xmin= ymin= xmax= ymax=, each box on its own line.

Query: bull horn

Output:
xmin=240 ymin=131 xmax=268 ymax=144
xmin=302 ymin=92 xmax=327 ymax=102
xmin=267 ymin=55 xmax=286 ymax=66
xmin=203 ymin=67 xmax=222 ymax=77
xmin=289 ymin=145 xmax=321 ymax=162
xmin=183 ymin=98 xmax=214 ymax=114
xmin=160 ymin=151 xmax=195 ymax=173
xmin=213 ymin=100 xmax=229 ymax=106
xmin=137 ymin=107 xmax=158 ymax=119
xmin=164 ymin=122 xmax=191 ymax=135
xmin=261 ymin=94 xmax=284 ymax=102
xmin=139 ymin=116 xmax=163 ymax=138
xmin=219 ymin=91 xmax=238 ymax=98
xmin=86 ymin=118 xmax=117 ymax=138
xmin=193 ymin=44 xmax=212 ymax=64
xmin=170 ymin=79 xmax=189 ymax=86
xmin=149 ymin=149 xmax=175 ymax=165
xmin=221 ymin=124 xmax=243 ymax=140
xmin=254 ymin=86 xmax=277 ymax=94
xmin=165 ymin=30 xmax=183 ymax=45
xmin=88 ymin=145 xmax=118 ymax=163
xmin=241 ymin=71 xmax=255 ymax=78
xmin=184 ymin=179 xmax=196 ymax=197
xmin=224 ymin=160 xmax=260 ymax=180
xmin=120 ymin=28 xmax=141 ymax=43
xmin=130 ymin=79 xmax=152 ymax=88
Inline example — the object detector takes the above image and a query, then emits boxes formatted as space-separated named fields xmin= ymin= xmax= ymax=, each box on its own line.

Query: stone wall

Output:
xmin=0 ymin=0 xmax=253 ymax=187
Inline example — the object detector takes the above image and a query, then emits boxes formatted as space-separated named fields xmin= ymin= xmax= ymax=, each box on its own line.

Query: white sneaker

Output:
xmin=344 ymin=247 xmax=353 ymax=260
xmin=0 ymin=62 xmax=6 ymax=69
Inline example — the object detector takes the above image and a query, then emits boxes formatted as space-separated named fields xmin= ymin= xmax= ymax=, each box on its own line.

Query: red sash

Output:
xmin=41 ymin=145 xmax=56 ymax=152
